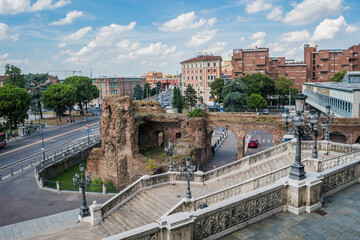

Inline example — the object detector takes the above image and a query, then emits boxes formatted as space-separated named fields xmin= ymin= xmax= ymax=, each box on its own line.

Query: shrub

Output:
xmin=188 ymin=108 xmax=205 ymax=118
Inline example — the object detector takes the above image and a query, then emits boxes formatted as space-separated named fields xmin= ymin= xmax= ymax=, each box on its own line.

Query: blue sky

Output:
xmin=0 ymin=0 xmax=359 ymax=79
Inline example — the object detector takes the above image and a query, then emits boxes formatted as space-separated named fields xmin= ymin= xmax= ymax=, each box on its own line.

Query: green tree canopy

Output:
xmin=275 ymin=75 xmax=294 ymax=96
xmin=25 ymin=73 xmax=51 ymax=119
xmin=41 ymin=84 xmax=76 ymax=123
xmin=172 ymin=86 xmax=183 ymax=113
xmin=184 ymin=85 xmax=198 ymax=109
xmin=0 ymin=85 xmax=31 ymax=133
xmin=4 ymin=64 xmax=26 ymax=88
xmin=188 ymin=108 xmax=205 ymax=118
xmin=143 ymin=82 xmax=151 ymax=98
xmin=330 ymin=70 xmax=347 ymax=82
xmin=222 ymin=80 xmax=247 ymax=98
xmin=156 ymin=81 xmax=162 ymax=94
xmin=134 ymin=84 xmax=144 ymax=100
xmin=240 ymin=73 xmax=275 ymax=98
xmin=62 ymin=76 xmax=98 ymax=115
xmin=247 ymin=93 xmax=267 ymax=110
xmin=223 ymin=92 xmax=247 ymax=112
xmin=210 ymin=78 xmax=224 ymax=103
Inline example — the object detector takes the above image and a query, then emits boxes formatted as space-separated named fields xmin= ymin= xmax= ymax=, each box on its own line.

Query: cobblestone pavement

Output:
xmin=224 ymin=183 xmax=360 ymax=240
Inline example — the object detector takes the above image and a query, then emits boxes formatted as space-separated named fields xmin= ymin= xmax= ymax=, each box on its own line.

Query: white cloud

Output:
xmin=236 ymin=16 xmax=246 ymax=22
xmin=66 ymin=22 xmax=136 ymax=63
xmin=0 ymin=23 xmax=19 ymax=41
xmin=246 ymin=0 xmax=272 ymax=13
xmin=269 ymin=42 xmax=286 ymax=53
xmin=207 ymin=42 xmax=227 ymax=53
xmin=283 ymin=0 xmax=343 ymax=25
xmin=0 ymin=0 xmax=70 ymax=15
xmin=132 ymin=42 xmax=176 ymax=57
xmin=267 ymin=6 xmax=282 ymax=21
xmin=116 ymin=40 xmax=140 ymax=51
xmin=207 ymin=17 xmax=218 ymax=27
xmin=49 ymin=10 xmax=84 ymax=26
xmin=248 ymin=39 xmax=264 ymax=48
xmin=280 ymin=30 xmax=311 ymax=43
xmin=312 ymin=16 xmax=357 ymax=41
xmin=239 ymin=36 xmax=245 ymax=42
xmin=250 ymin=32 xmax=266 ymax=40
xmin=185 ymin=29 xmax=217 ymax=47
xmin=62 ymin=26 xmax=92 ymax=42
xmin=58 ymin=42 xmax=66 ymax=48
xmin=158 ymin=11 xmax=210 ymax=32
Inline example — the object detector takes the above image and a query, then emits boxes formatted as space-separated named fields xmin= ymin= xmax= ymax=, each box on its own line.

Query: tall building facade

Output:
xmin=181 ymin=54 xmax=222 ymax=103
xmin=92 ymin=77 xmax=146 ymax=107
xmin=145 ymin=71 xmax=163 ymax=87
xmin=232 ymin=48 xmax=307 ymax=90
xmin=304 ymin=44 xmax=360 ymax=82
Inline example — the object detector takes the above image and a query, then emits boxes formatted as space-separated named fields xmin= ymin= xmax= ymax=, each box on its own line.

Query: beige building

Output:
xmin=181 ymin=54 xmax=222 ymax=103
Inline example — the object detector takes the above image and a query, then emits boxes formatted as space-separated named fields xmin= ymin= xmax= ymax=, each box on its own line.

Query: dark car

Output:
xmin=248 ymin=138 xmax=259 ymax=148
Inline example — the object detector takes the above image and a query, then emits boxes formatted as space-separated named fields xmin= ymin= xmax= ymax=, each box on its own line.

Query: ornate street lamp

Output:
xmin=73 ymin=163 xmax=92 ymax=217
xmin=165 ymin=139 xmax=177 ymax=172
xmin=179 ymin=156 xmax=196 ymax=199
xmin=281 ymin=93 xmax=307 ymax=180
xmin=281 ymin=108 xmax=292 ymax=132
xmin=320 ymin=105 xmax=335 ymax=141
xmin=307 ymin=109 xmax=320 ymax=159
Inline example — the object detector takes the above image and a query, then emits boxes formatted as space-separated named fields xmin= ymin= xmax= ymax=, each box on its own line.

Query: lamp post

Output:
xmin=165 ymin=139 xmax=177 ymax=172
xmin=307 ymin=108 xmax=320 ymax=159
xmin=282 ymin=108 xmax=292 ymax=133
xmin=281 ymin=93 xmax=307 ymax=181
xmin=73 ymin=163 xmax=92 ymax=217
xmin=41 ymin=128 xmax=46 ymax=162
xmin=320 ymin=105 xmax=335 ymax=141
xmin=179 ymin=156 xmax=196 ymax=199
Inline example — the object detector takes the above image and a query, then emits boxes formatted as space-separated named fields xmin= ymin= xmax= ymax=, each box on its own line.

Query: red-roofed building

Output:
xmin=181 ymin=53 xmax=222 ymax=103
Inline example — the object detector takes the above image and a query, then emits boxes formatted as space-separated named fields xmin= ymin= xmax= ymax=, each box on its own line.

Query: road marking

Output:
xmin=0 ymin=122 xmax=99 ymax=158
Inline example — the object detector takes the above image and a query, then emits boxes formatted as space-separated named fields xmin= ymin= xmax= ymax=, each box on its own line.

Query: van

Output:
xmin=281 ymin=134 xmax=294 ymax=143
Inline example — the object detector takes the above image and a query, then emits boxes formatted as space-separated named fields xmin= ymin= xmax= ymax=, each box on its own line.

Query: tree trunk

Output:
xmin=8 ymin=118 xmax=12 ymax=137
xmin=79 ymin=102 xmax=84 ymax=116
xmin=38 ymin=101 xmax=43 ymax=119
xmin=69 ymin=109 xmax=72 ymax=122
xmin=85 ymin=102 xmax=88 ymax=114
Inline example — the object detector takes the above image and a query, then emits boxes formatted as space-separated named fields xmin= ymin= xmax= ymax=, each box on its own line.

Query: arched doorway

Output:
xmin=200 ymin=127 xmax=237 ymax=172
xmin=157 ymin=131 xmax=165 ymax=147
xmin=244 ymin=129 xmax=274 ymax=156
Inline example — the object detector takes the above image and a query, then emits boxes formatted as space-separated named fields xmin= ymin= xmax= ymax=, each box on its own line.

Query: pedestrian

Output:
xmin=12 ymin=132 xmax=16 ymax=141
xmin=67 ymin=117 xmax=69 ymax=122
xmin=236 ymin=153 xmax=238 ymax=159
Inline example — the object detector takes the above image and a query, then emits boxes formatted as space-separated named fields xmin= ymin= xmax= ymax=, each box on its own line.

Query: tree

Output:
xmin=188 ymin=108 xmax=205 ymax=118
xmin=0 ymin=85 xmax=31 ymax=134
xmin=330 ymin=70 xmax=347 ymax=82
xmin=4 ymin=64 xmax=26 ymax=88
xmin=25 ymin=74 xmax=51 ymax=120
xmin=156 ymin=81 xmax=162 ymax=94
xmin=134 ymin=84 xmax=144 ymax=100
xmin=223 ymin=92 xmax=247 ymax=112
xmin=275 ymin=76 xmax=293 ymax=96
xmin=62 ymin=76 xmax=98 ymax=115
xmin=150 ymin=87 xmax=157 ymax=96
xmin=143 ymin=82 xmax=151 ymax=99
xmin=247 ymin=94 xmax=267 ymax=110
xmin=172 ymin=86 xmax=183 ymax=113
xmin=184 ymin=85 xmax=198 ymax=109
xmin=41 ymin=84 xmax=76 ymax=123
xmin=210 ymin=78 xmax=224 ymax=103
xmin=241 ymin=73 xmax=275 ymax=98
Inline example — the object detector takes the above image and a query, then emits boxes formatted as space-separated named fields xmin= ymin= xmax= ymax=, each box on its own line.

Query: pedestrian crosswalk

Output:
xmin=261 ymin=139 xmax=274 ymax=143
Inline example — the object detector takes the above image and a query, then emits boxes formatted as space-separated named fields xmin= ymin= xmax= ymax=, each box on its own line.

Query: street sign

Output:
xmin=86 ymin=123 xmax=90 ymax=128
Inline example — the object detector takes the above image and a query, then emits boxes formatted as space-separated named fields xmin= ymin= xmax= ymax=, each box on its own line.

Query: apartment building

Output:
xmin=304 ymin=44 xmax=360 ymax=82
xmin=221 ymin=56 xmax=233 ymax=77
xmin=145 ymin=71 xmax=163 ymax=87
xmin=153 ymin=77 xmax=179 ymax=90
xmin=92 ymin=77 xmax=146 ymax=107
xmin=181 ymin=54 xmax=222 ymax=103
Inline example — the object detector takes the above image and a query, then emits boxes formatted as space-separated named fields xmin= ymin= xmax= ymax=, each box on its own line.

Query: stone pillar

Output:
xmin=102 ymin=184 xmax=107 ymax=194
xmin=194 ymin=171 xmax=204 ymax=183
xmin=39 ymin=178 xmax=44 ymax=188
xmin=89 ymin=201 xmax=103 ymax=226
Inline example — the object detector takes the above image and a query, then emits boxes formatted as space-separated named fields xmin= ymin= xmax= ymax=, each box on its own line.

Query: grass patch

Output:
xmin=139 ymin=146 xmax=167 ymax=161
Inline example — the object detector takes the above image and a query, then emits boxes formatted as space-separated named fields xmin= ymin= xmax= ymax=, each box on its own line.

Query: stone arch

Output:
xmin=329 ymin=132 xmax=347 ymax=143
xmin=355 ymin=136 xmax=360 ymax=144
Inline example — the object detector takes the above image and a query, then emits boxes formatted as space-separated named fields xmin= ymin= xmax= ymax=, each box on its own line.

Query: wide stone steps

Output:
xmin=99 ymin=191 xmax=172 ymax=237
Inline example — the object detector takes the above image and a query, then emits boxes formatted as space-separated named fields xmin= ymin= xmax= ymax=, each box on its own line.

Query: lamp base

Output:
xmin=289 ymin=163 xmax=306 ymax=181
xmin=80 ymin=205 xmax=90 ymax=218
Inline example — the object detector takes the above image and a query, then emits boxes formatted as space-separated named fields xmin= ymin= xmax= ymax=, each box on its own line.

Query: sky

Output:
xmin=0 ymin=0 xmax=359 ymax=79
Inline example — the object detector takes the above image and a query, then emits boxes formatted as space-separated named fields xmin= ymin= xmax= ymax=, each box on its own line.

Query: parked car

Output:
xmin=248 ymin=138 xmax=259 ymax=148
xmin=263 ymin=109 xmax=269 ymax=115
xmin=281 ymin=134 xmax=294 ymax=143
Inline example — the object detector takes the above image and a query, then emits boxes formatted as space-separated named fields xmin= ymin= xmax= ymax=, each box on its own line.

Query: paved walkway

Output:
xmin=225 ymin=183 xmax=360 ymax=240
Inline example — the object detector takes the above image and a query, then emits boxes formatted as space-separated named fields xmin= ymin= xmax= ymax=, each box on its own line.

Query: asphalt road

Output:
xmin=245 ymin=129 xmax=274 ymax=156
xmin=0 ymin=114 xmax=100 ymax=177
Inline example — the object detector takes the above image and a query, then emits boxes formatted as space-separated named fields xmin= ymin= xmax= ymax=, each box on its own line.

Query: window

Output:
xmin=213 ymin=63 xmax=216 ymax=67
xmin=200 ymin=69 xmax=202 ymax=73
xmin=208 ymin=69 xmax=210 ymax=73
xmin=214 ymin=69 xmax=216 ymax=73
xmin=207 ymin=63 xmax=210 ymax=67
xmin=200 ymin=76 xmax=202 ymax=80
xmin=105 ymin=84 xmax=107 ymax=88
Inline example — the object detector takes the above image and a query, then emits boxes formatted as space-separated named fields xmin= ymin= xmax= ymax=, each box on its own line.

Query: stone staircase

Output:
xmin=97 ymin=191 xmax=172 ymax=237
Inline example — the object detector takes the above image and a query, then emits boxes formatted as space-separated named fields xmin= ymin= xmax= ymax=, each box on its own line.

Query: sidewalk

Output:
xmin=0 ymin=209 xmax=78 ymax=240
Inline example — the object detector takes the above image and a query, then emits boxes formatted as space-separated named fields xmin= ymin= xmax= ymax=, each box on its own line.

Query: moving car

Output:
xmin=281 ymin=134 xmax=294 ymax=143
xmin=248 ymin=138 xmax=259 ymax=148
xmin=0 ymin=133 xmax=7 ymax=148
xmin=263 ymin=109 xmax=269 ymax=115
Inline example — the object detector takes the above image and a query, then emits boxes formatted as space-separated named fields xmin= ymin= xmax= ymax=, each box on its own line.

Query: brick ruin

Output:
xmin=87 ymin=96 xmax=211 ymax=186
